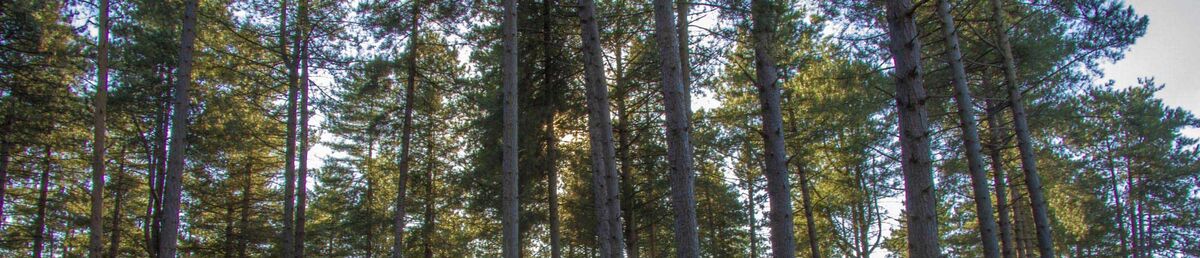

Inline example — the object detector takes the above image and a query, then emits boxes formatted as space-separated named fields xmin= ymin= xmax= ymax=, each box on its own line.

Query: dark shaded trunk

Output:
xmin=422 ymin=133 xmax=436 ymax=258
xmin=500 ymin=0 xmax=520 ymax=255
xmin=884 ymin=0 xmax=940 ymax=256
xmin=798 ymin=164 xmax=820 ymax=258
xmin=108 ymin=155 xmax=127 ymax=258
xmin=239 ymin=162 xmax=252 ymax=258
xmin=987 ymin=1 xmax=1054 ymax=256
xmin=750 ymin=0 xmax=798 ymax=256
xmin=146 ymin=97 xmax=170 ymax=257
xmin=652 ymin=0 xmax=699 ymax=255
xmin=543 ymin=1 xmax=563 ymax=257
xmin=393 ymin=2 xmax=420 ymax=257
xmin=578 ymin=0 xmax=625 ymax=255
xmin=158 ymin=0 xmax=199 ymax=255
xmin=281 ymin=0 xmax=299 ymax=255
xmin=985 ymin=97 xmax=1016 ymax=258
xmin=747 ymin=168 xmax=758 ymax=258
xmin=89 ymin=1 xmax=111 ymax=256
xmin=614 ymin=44 xmax=639 ymax=258
xmin=0 ymin=111 xmax=12 ymax=229
xmin=35 ymin=146 xmax=52 ymax=257
xmin=295 ymin=0 xmax=310 ymax=256
xmin=676 ymin=0 xmax=690 ymax=112
xmin=936 ymin=0 xmax=1001 ymax=256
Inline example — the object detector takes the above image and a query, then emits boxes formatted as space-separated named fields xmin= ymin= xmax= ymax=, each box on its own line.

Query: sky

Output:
xmin=1100 ymin=0 xmax=1200 ymax=136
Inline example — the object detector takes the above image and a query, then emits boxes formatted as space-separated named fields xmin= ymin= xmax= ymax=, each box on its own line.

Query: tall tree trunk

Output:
xmin=883 ymin=0 xmax=940 ymax=256
xmin=986 ymin=1 xmax=1054 ymax=256
xmin=422 ymin=132 xmax=436 ymax=258
xmin=500 ymin=0 xmax=521 ymax=255
xmin=239 ymin=162 xmax=253 ymax=258
xmin=652 ymin=0 xmax=699 ymax=256
xmin=543 ymin=1 xmax=564 ymax=257
xmin=1126 ymin=164 xmax=1139 ymax=258
xmin=746 ymin=167 xmax=758 ymax=258
xmin=159 ymin=0 xmax=199 ymax=255
xmin=35 ymin=146 xmax=52 ymax=258
xmin=366 ymin=142 xmax=376 ymax=258
xmin=281 ymin=0 xmax=300 ymax=255
xmin=295 ymin=0 xmax=310 ymax=256
xmin=0 ymin=107 xmax=12 ymax=229
xmin=936 ymin=1 xmax=1001 ymax=257
xmin=108 ymin=155 xmax=127 ymax=258
xmin=392 ymin=2 xmax=420 ymax=257
xmin=578 ymin=0 xmax=625 ymax=256
xmin=797 ymin=164 xmax=820 ymax=258
xmin=90 ymin=1 xmax=111 ymax=256
xmin=147 ymin=98 xmax=170 ymax=257
xmin=614 ymin=46 xmax=639 ymax=258
xmin=985 ymin=97 xmax=1016 ymax=258
xmin=676 ymin=0 xmax=690 ymax=112
xmin=750 ymin=0 xmax=797 ymax=256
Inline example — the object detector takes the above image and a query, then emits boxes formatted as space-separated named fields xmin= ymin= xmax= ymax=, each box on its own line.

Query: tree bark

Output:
xmin=750 ymin=0 xmax=797 ymax=256
xmin=108 ymin=154 xmax=127 ymax=258
xmin=651 ymin=0 xmax=699 ymax=256
xmin=35 ymin=146 xmax=52 ymax=258
xmin=239 ymin=162 xmax=253 ymax=258
xmin=985 ymin=97 xmax=1016 ymax=258
xmin=614 ymin=45 xmax=640 ymax=258
xmin=577 ymin=0 xmax=626 ymax=256
xmin=89 ymin=0 xmax=111 ymax=256
xmin=676 ymin=0 xmax=690 ymax=112
xmin=158 ymin=0 xmax=198 ymax=255
xmin=986 ymin=1 xmax=1054 ymax=257
xmin=392 ymin=2 xmax=420 ymax=257
xmin=422 ymin=132 xmax=437 ymax=258
xmin=936 ymin=1 xmax=1001 ymax=257
xmin=500 ymin=0 xmax=520 ymax=255
xmin=280 ymin=0 xmax=299 ymax=256
xmin=798 ymin=164 xmax=820 ymax=258
xmin=883 ymin=0 xmax=940 ymax=256
xmin=543 ymin=1 xmax=564 ymax=257
xmin=295 ymin=0 xmax=311 ymax=256
xmin=0 ymin=103 xmax=13 ymax=231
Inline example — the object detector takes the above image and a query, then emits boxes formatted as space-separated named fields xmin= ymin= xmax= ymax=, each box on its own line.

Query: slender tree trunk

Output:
xmin=280 ymin=0 xmax=300 ymax=255
xmin=422 ymin=133 xmax=437 ymax=258
xmin=392 ymin=2 xmax=420 ymax=257
xmin=239 ymin=162 xmax=252 ymax=258
xmin=750 ymin=0 xmax=797 ymax=256
xmin=985 ymin=98 xmax=1016 ymax=258
xmin=366 ymin=142 xmax=376 ymax=258
xmin=747 ymin=168 xmax=758 ymax=258
xmin=543 ymin=1 xmax=564 ymax=257
xmin=676 ymin=0 xmax=690 ymax=112
xmin=1126 ymin=165 xmax=1139 ymax=258
xmin=652 ymin=0 xmax=699 ymax=255
xmin=35 ymin=146 xmax=52 ymax=258
xmin=578 ymin=0 xmax=626 ymax=255
xmin=147 ymin=98 xmax=169 ymax=257
xmin=936 ymin=1 xmax=1001 ymax=257
xmin=500 ymin=0 xmax=521 ymax=255
xmin=0 ymin=110 xmax=12 ymax=229
xmin=295 ymin=0 xmax=310 ymax=256
xmin=798 ymin=164 xmax=820 ymax=258
xmin=89 ymin=1 xmax=111 ymax=256
xmin=614 ymin=46 xmax=640 ymax=258
xmin=987 ymin=1 xmax=1054 ymax=256
xmin=884 ymin=0 xmax=940 ymax=256
xmin=159 ymin=0 xmax=198 ymax=255
xmin=108 ymin=155 xmax=127 ymax=258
